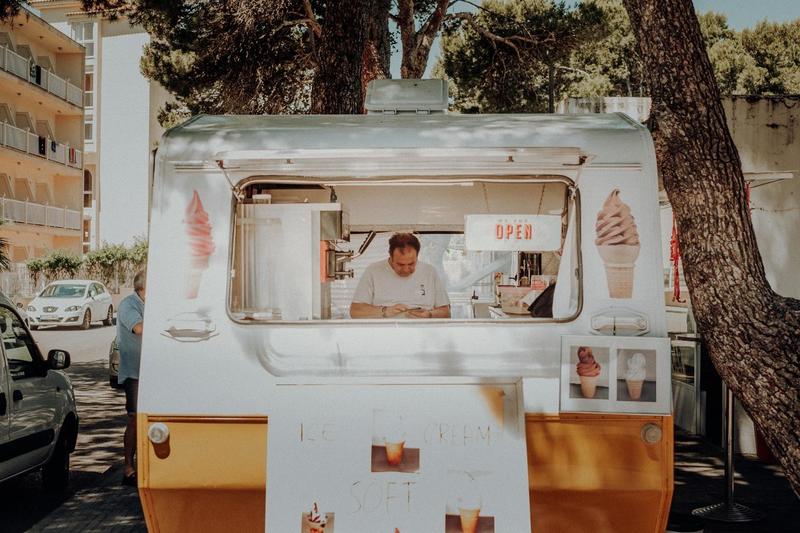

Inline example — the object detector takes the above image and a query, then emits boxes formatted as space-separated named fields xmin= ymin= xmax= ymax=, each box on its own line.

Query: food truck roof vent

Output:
xmin=365 ymin=79 xmax=449 ymax=115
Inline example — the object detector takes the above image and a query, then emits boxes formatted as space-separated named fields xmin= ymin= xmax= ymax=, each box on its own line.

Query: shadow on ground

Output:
xmin=671 ymin=429 xmax=800 ymax=533
xmin=0 ymin=360 xmax=143 ymax=533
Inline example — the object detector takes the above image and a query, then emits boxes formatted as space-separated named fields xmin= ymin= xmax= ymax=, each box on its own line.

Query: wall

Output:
xmin=97 ymin=19 xmax=150 ymax=245
xmin=724 ymin=96 xmax=800 ymax=298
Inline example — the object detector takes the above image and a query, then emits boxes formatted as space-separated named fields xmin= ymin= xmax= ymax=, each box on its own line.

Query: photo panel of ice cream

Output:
xmin=595 ymin=189 xmax=640 ymax=299
xmin=444 ymin=470 xmax=495 ymax=533
xmin=301 ymin=502 xmax=334 ymax=533
xmin=616 ymin=349 xmax=657 ymax=402
xmin=569 ymin=346 xmax=610 ymax=400
xmin=371 ymin=410 xmax=420 ymax=473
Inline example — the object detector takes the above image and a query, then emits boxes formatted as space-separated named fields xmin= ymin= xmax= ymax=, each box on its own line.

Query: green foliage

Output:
xmin=439 ymin=0 xmax=608 ymax=113
xmin=442 ymin=1 xmax=800 ymax=109
xmin=83 ymin=243 xmax=129 ymax=287
xmin=569 ymin=0 xmax=644 ymax=97
xmin=42 ymin=250 xmax=84 ymax=281
xmin=25 ymin=258 xmax=44 ymax=286
xmin=128 ymin=235 xmax=149 ymax=271
xmin=0 ymin=220 xmax=10 ymax=272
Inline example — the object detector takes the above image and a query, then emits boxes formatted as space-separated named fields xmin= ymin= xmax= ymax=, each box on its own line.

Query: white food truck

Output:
xmin=137 ymin=80 xmax=672 ymax=533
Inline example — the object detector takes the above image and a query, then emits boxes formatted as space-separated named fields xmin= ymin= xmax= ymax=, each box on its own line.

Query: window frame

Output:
xmin=226 ymin=174 xmax=584 ymax=326
xmin=0 ymin=304 xmax=43 ymax=380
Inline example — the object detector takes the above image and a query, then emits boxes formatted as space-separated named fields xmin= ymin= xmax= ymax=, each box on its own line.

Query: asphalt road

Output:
xmin=32 ymin=322 xmax=116 ymax=364
xmin=0 ymin=325 xmax=124 ymax=533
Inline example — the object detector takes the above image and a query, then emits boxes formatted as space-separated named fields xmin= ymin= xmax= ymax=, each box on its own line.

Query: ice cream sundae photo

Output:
xmin=184 ymin=190 xmax=215 ymax=299
xmin=302 ymin=502 xmax=330 ymax=533
xmin=575 ymin=346 xmax=602 ymax=398
xmin=624 ymin=352 xmax=647 ymax=400
xmin=595 ymin=189 xmax=640 ymax=298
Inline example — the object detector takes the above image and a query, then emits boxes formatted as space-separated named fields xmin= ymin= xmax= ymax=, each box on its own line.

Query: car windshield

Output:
xmin=40 ymin=284 xmax=87 ymax=298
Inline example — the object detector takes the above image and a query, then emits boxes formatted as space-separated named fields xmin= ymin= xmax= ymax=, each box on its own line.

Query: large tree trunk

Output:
xmin=311 ymin=0 xmax=367 ymax=114
xmin=362 ymin=0 xmax=391 ymax=106
xmin=622 ymin=0 xmax=800 ymax=495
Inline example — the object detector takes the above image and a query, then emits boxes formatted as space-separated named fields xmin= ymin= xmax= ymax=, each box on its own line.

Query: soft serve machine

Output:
xmin=232 ymin=189 xmax=352 ymax=321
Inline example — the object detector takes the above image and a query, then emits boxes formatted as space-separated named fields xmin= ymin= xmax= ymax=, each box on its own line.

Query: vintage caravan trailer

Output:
xmin=137 ymin=80 xmax=672 ymax=532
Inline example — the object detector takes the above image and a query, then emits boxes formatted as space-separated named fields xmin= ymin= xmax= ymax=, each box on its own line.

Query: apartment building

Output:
xmin=0 ymin=5 xmax=84 ymax=271
xmin=33 ymin=0 xmax=171 ymax=249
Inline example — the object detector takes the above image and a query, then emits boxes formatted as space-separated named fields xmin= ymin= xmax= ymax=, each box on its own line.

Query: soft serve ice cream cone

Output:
xmin=576 ymin=346 xmax=602 ymax=398
xmin=183 ymin=190 xmax=215 ymax=299
xmin=625 ymin=352 xmax=647 ymax=400
xmin=595 ymin=189 xmax=640 ymax=298
xmin=457 ymin=493 xmax=482 ymax=533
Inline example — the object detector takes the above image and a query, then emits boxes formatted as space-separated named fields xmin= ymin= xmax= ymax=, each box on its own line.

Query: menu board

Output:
xmin=266 ymin=383 xmax=531 ymax=533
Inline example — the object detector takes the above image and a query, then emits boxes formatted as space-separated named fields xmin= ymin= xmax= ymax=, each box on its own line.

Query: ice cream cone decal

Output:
xmin=595 ymin=189 xmax=640 ymax=298
xmin=576 ymin=346 xmax=601 ymax=398
xmin=625 ymin=352 xmax=647 ymax=400
xmin=183 ymin=190 xmax=215 ymax=299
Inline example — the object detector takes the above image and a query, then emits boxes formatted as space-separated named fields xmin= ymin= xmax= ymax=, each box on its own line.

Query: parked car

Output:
xmin=14 ymin=303 xmax=30 ymax=328
xmin=27 ymin=280 xmax=114 ymax=330
xmin=108 ymin=336 xmax=123 ymax=389
xmin=0 ymin=290 xmax=78 ymax=491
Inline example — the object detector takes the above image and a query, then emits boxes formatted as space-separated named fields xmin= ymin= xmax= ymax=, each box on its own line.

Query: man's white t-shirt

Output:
xmin=352 ymin=259 xmax=450 ymax=310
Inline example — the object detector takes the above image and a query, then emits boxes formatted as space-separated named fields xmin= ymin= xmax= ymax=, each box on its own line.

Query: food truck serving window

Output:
xmin=228 ymin=177 xmax=581 ymax=323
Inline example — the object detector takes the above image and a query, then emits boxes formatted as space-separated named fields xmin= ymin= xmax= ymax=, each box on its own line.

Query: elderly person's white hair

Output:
xmin=133 ymin=270 xmax=147 ymax=292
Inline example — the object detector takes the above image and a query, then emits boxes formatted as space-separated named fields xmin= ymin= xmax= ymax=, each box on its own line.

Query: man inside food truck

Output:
xmin=350 ymin=232 xmax=451 ymax=319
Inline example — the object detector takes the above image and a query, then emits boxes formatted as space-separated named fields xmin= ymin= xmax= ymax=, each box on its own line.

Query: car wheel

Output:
xmin=80 ymin=309 xmax=91 ymax=330
xmin=42 ymin=429 xmax=71 ymax=491
xmin=103 ymin=306 xmax=114 ymax=326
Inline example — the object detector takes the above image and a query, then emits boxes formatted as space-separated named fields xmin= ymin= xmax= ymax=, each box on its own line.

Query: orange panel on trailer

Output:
xmin=137 ymin=415 xmax=268 ymax=533
xmin=526 ymin=413 xmax=673 ymax=533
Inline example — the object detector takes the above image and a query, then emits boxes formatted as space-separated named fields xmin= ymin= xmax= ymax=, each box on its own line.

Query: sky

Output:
xmin=397 ymin=0 xmax=800 ymax=78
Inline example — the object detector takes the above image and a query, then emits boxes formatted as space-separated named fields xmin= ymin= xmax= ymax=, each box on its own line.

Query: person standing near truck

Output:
xmin=350 ymin=233 xmax=451 ymax=319
xmin=117 ymin=269 xmax=146 ymax=486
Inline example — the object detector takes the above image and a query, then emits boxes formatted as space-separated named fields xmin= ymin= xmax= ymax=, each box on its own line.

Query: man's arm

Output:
xmin=350 ymin=302 xmax=410 ymax=318
xmin=119 ymin=299 xmax=144 ymax=335
xmin=407 ymin=305 xmax=451 ymax=319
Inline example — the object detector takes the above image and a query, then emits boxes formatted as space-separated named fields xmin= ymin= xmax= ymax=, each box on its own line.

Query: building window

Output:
xmin=84 ymin=72 xmax=94 ymax=108
xmin=83 ymin=219 xmax=91 ymax=242
xmin=71 ymin=22 xmax=96 ymax=58
xmin=83 ymin=170 xmax=93 ymax=208
xmin=84 ymin=114 xmax=94 ymax=142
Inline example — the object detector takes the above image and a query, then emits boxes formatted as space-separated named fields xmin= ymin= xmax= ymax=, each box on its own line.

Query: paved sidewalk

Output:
xmin=670 ymin=430 xmax=800 ymax=532
xmin=29 ymin=464 xmax=145 ymax=533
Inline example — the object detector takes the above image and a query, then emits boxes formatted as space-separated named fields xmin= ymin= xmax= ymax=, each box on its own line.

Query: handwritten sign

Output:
xmin=266 ymin=383 xmax=531 ymax=532
xmin=465 ymin=214 xmax=562 ymax=251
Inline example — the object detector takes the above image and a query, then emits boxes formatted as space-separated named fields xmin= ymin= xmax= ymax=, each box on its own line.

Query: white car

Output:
xmin=27 ymin=280 xmax=114 ymax=330
xmin=0 ymin=290 xmax=78 ymax=490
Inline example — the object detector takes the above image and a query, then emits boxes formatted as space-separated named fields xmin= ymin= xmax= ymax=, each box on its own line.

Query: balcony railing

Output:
xmin=0 ymin=45 xmax=83 ymax=109
xmin=1 ymin=122 xmax=82 ymax=169
xmin=0 ymin=197 xmax=81 ymax=231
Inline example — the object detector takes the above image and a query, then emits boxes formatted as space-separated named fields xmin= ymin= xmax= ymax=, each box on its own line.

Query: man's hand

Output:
xmin=406 ymin=308 xmax=432 ymax=318
xmin=384 ymin=304 xmax=410 ymax=317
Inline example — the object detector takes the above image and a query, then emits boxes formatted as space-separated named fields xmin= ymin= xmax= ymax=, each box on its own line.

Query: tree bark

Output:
xmin=398 ymin=0 xmax=450 ymax=79
xmin=362 ymin=0 xmax=391 ymax=106
xmin=623 ymin=0 xmax=800 ymax=495
xmin=310 ymin=0 xmax=367 ymax=114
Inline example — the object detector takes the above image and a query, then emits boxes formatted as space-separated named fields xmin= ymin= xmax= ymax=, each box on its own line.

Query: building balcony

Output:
xmin=1 ymin=121 xmax=82 ymax=169
xmin=0 ymin=196 xmax=81 ymax=231
xmin=0 ymin=45 xmax=83 ymax=108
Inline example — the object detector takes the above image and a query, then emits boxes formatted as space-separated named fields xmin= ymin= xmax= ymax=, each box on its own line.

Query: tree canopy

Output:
xmin=437 ymin=0 xmax=608 ymax=113
xmin=439 ymin=0 xmax=800 ymax=112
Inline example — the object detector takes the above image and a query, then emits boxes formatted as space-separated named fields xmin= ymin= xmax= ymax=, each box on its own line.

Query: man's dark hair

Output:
xmin=389 ymin=233 xmax=420 ymax=255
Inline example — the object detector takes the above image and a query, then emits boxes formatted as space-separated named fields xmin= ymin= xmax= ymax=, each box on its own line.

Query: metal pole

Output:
xmin=692 ymin=385 xmax=764 ymax=522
